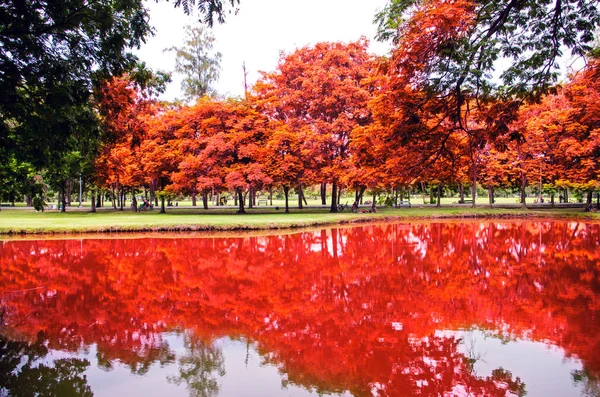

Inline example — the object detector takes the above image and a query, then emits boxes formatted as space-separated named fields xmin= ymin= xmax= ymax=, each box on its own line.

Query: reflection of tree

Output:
xmin=0 ymin=220 xmax=598 ymax=396
xmin=95 ymin=334 xmax=175 ymax=375
xmin=573 ymin=368 xmax=600 ymax=397
xmin=167 ymin=331 xmax=225 ymax=397
xmin=0 ymin=334 xmax=92 ymax=397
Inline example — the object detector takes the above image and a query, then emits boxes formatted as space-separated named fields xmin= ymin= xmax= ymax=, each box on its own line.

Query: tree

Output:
xmin=170 ymin=98 xmax=271 ymax=213
xmin=95 ymin=75 xmax=159 ymax=211
xmin=0 ymin=0 xmax=233 ymax=199
xmin=168 ymin=100 xmax=228 ymax=209
xmin=261 ymin=121 xmax=307 ymax=213
xmin=562 ymin=60 xmax=600 ymax=206
xmin=372 ymin=0 xmax=600 ymax=206
xmin=166 ymin=25 xmax=222 ymax=101
xmin=376 ymin=0 xmax=600 ymax=99
xmin=0 ymin=0 xmax=153 ymax=175
xmin=254 ymin=40 xmax=374 ymax=212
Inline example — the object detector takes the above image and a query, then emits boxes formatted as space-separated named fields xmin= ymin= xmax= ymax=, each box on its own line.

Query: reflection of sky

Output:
xmin=43 ymin=335 xmax=350 ymax=397
xmin=442 ymin=329 xmax=584 ymax=397
xmin=39 ymin=332 xmax=584 ymax=397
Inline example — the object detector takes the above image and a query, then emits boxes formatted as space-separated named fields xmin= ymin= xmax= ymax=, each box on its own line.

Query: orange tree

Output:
xmin=254 ymin=40 xmax=374 ymax=212
xmin=170 ymin=98 xmax=272 ymax=213
xmin=372 ymin=0 xmax=600 ymax=204
xmin=95 ymin=76 xmax=157 ymax=211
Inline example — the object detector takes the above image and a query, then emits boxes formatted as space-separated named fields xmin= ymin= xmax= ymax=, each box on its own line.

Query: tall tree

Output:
xmin=375 ymin=0 xmax=600 ymax=99
xmin=0 ymin=0 xmax=233 ymax=196
xmin=166 ymin=25 xmax=222 ymax=101
xmin=0 ymin=0 xmax=153 ymax=174
xmin=372 ymin=0 xmax=600 ymax=206
xmin=254 ymin=40 xmax=374 ymax=212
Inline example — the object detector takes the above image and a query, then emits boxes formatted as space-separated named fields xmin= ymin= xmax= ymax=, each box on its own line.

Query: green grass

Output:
xmin=0 ymin=205 xmax=598 ymax=235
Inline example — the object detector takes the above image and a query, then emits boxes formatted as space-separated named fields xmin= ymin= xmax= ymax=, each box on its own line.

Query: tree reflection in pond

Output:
xmin=167 ymin=331 xmax=226 ymax=397
xmin=0 ymin=333 xmax=92 ymax=397
xmin=0 ymin=220 xmax=598 ymax=396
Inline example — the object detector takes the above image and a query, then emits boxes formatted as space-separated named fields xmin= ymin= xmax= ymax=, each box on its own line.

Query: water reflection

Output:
xmin=0 ymin=220 xmax=599 ymax=396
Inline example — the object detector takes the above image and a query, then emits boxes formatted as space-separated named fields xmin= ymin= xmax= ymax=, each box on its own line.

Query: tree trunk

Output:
xmin=91 ymin=190 xmax=96 ymax=213
xmin=372 ymin=191 xmax=376 ymax=211
xmin=436 ymin=185 xmax=442 ymax=207
xmin=297 ymin=183 xmax=303 ymax=210
xmin=459 ymin=184 xmax=464 ymax=204
xmin=596 ymin=191 xmax=600 ymax=210
xmin=550 ymin=192 xmax=555 ymax=206
xmin=192 ymin=193 xmax=197 ymax=207
xmin=471 ymin=166 xmax=477 ymax=208
xmin=586 ymin=190 xmax=593 ymax=211
xmin=153 ymin=180 xmax=158 ymax=207
xmin=283 ymin=185 xmax=290 ymax=213
xmin=160 ymin=195 xmax=166 ymax=213
xmin=420 ymin=181 xmax=426 ymax=204
xmin=96 ymin=190 xmax=102 ymax=208
xmin=26 ymin=194 xmax=33 ymax=207
xmin=520 ymin=172 xmax=527 ymax=207
xmin=131 ymin=187 xmax=137 ymax=212
xmin=112 ymin=186 xmax=117 ymax=209
xmin=60 ymin=183 xmax=67 ymax=213
xmin=564 ymin=187 xmax=569 ymax=203
xmin=202 ymin=192 xmax=209 ymax=209
xmin=237 ymin=188 xmax=246 ymax=214
xmin=488 ymin=186 xmax=494 ymax=208
xmin=269 ymin=187 xmax=273 ymax=206
xmin=320 ymin=183 xmax=327 ymax=205
xmin=66 ymin=179 xmax=73 ymax=207
xmin=120 ymin=188 xmax=124 ymax=211
xmin=248 ymin=188 xmax=254 ymax=209
xmin=330 ymin=181 xmax=338 ymax=213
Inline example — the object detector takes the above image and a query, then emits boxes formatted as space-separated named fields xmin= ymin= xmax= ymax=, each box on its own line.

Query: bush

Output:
xmin=32 ymin=196 xmax=46 ymax=212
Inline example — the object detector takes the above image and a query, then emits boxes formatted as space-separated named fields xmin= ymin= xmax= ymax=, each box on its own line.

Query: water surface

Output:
xmin=1 ymin=220 xmax=599 ymax=396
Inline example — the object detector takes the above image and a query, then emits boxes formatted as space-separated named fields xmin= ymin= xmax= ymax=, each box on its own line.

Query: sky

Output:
xmin=135 ymin=0 xmax=392 ymax=101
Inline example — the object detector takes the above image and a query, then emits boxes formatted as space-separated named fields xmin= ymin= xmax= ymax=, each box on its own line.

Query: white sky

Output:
xmin=136 ymin=0 xmax=392 ymax=101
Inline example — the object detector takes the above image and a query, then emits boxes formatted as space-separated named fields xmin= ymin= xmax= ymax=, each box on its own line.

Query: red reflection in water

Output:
xmin=1 ymin=220 xmax=599 ymax=395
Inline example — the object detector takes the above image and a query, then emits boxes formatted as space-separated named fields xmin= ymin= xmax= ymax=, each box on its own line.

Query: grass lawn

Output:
xmin=0 ymin=205 xmax=598 ymax=235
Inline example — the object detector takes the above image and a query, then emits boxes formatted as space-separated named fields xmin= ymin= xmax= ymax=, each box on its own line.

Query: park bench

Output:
xmin=257 ymin=198 xmax=269 ymax=205
xmin=454 ymin=199 xmax=474 ymax=204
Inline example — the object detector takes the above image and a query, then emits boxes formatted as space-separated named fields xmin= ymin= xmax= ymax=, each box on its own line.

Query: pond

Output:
xmin=0 ymin=220 xmax=599 ymax=397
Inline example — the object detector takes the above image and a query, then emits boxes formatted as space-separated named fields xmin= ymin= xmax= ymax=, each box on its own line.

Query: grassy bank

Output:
xmin=0 ymin=205 xmax=598 ymax=235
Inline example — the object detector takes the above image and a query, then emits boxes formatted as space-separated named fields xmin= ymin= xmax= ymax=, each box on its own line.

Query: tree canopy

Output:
xmin=165 ymin=24 xmax=222 ymax=101
xmin=375 ymin=0 xmax=600 ymax=98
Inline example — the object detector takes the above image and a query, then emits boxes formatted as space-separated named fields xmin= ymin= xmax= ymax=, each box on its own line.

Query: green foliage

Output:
xmin=165 ymin=25 xmax=222 ymax=100
xmin=32 ymin=195 xmax=46 ymax=212
xmin=0 ymin=335 xmax=93 ymax=396
xmin=174 ymin=0 xmax=240 ymax=26
xmin=374 ymin=0 xmax=419 ymax=43
xmin=376 ymin=0 xmax=600 ymax=99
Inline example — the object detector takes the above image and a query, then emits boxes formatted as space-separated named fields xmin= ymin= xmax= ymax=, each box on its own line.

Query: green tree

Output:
xmin=166 ymin=25 xmax=222 ymax=101
xmin=0 ymin=0 xmax=233 ymax=201
xmin=0 ymin=334 xmax=93 ymax=397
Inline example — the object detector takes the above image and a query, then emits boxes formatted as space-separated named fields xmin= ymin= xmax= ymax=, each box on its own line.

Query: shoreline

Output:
xmin=0 ymin=206 xmax=598 ymax=236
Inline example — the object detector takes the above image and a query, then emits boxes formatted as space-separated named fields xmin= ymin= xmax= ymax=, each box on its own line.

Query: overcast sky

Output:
xmin=135 ymin=0 xmax=392 ymax=101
